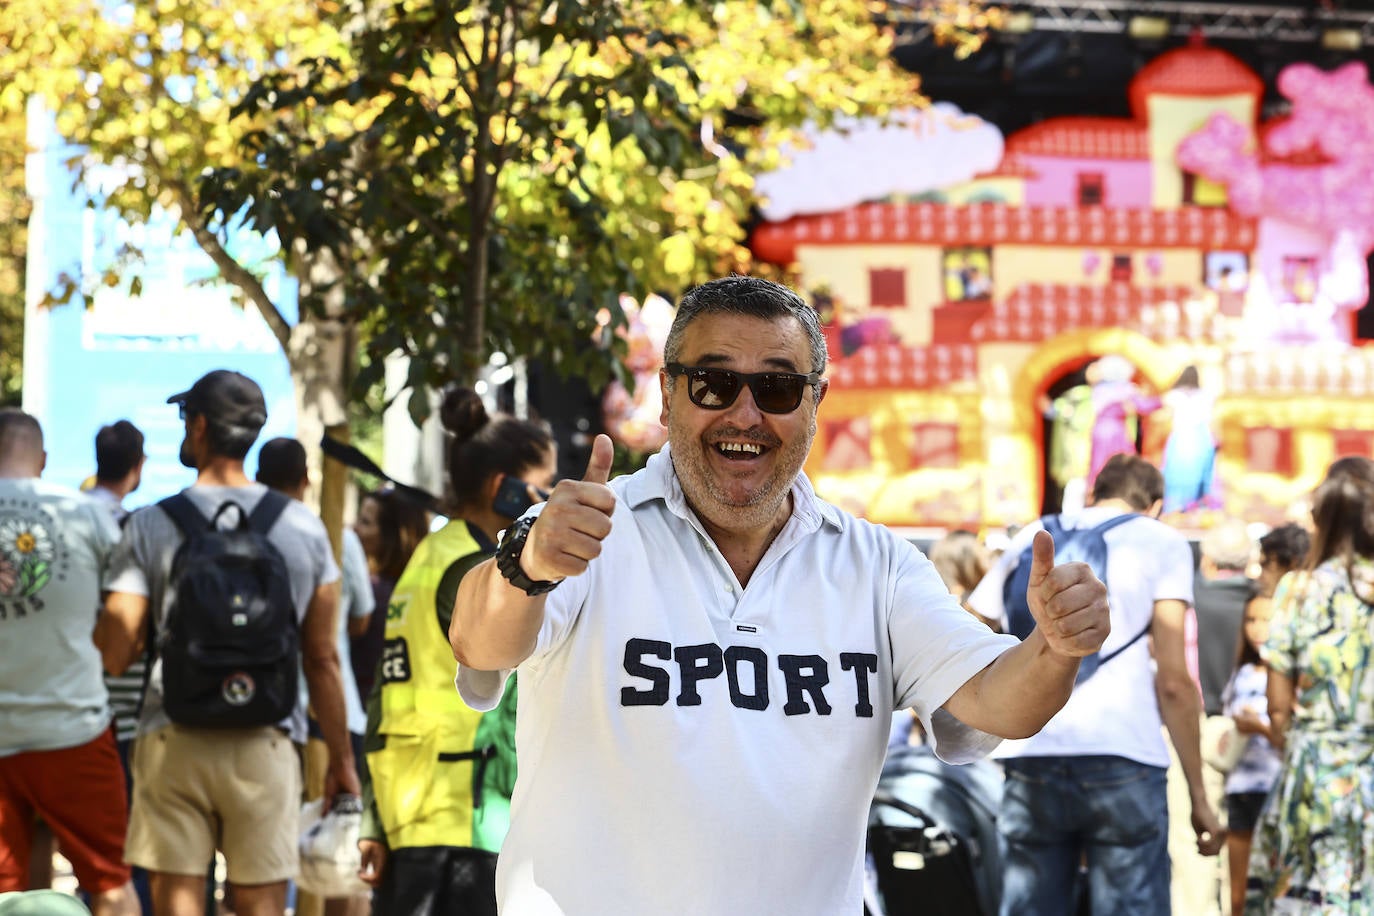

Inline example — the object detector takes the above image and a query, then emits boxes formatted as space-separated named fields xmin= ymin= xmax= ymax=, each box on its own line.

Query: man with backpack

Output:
xmin=968 ymin=452 xmax=1224 ymax=915
xmin=96 ymin=370 xmax=359 ymax=916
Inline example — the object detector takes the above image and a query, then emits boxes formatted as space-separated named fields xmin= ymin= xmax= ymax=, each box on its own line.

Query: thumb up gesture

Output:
xmin=519 ymin=434 xmax=617 ymax=583
xmin=1025 ymin=530 xmax=1111 ymax=658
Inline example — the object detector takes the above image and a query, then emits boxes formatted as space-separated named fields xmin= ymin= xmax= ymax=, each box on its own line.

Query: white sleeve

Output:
xmin=457 ymin=664 xmax=510 ymax=712
xmin=889 ymin=545 xmax=1020 ymax=764
xmin=1154 ymin=527 xmax=1197 ymax=605
xmin=341 ymin=529 xmax=375 ymax=618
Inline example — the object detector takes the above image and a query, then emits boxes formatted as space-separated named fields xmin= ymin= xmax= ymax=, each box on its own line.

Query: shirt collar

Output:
xmin=623 ymin=443 xmax=843 ymax=533
xmin=88 ymin=485 xmax=121 ymax=506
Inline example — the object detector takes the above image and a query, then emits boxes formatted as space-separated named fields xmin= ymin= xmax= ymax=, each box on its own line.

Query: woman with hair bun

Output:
xmin=357 ymin=388 xmax=555 ymax=916
xmin=1246 ymin=455 xmax=1374 ymax=912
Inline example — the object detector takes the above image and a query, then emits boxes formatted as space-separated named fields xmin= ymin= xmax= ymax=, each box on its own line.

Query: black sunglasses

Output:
xmin=665 ymin=363 xmax=821 ymax=414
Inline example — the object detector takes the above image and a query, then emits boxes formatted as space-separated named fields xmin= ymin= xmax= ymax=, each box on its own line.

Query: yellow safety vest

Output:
xmin=368 ymin=520 xmax=502 ymax=851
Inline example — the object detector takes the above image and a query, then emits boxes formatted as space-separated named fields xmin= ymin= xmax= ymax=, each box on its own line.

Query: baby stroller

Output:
xmin=865 ymin=744 xmax=1003 ymax=916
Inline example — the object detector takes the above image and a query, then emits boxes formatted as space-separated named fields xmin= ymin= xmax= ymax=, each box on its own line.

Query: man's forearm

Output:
xmin=1158 ymin=672 xmax=1207 ymax=804
xmin=946 ymin=632 xmax=1079 ymax=739
xmin=449 ymin=558 xmax=548 ymax=671
xmin=95 ymin=593 xmax=148 ymax=677
xmin=93 ymin=612 xmax=138 ymax=676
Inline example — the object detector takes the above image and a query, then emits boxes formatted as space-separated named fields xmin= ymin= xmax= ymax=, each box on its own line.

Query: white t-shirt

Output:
xmin=967 ymin=507 xmax=1195 ymax=767
xmin=459 ymin=447 xmax=1017 ymax=916
xmin=0 ymin=479 xmax=121 ymax=756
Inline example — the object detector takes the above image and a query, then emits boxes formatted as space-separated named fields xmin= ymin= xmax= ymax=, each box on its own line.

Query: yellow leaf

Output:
xmin=660 ymin=232 xmax=696 ymax=277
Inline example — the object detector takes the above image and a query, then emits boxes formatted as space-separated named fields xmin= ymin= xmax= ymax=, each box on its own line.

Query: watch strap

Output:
xmin=495 ymin=516 xmax=561 ymax=596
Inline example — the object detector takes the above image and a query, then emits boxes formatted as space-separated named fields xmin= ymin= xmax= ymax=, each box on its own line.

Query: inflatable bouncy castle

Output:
xmin=746 ymin=42 xmax=1374 ymax=530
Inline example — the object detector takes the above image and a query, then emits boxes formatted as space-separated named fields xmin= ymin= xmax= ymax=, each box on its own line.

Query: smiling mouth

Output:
xmin=714 ymin=441 xmax=767 ymax=460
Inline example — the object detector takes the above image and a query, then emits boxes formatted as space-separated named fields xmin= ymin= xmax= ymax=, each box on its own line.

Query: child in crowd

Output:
xmin=928 ymin=529 xmax=998 ymax=631
xmin=1219 ymin=601 xmax=1283 ymax=916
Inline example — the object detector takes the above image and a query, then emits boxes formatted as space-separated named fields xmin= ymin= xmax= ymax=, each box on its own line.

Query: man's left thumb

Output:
xmin=1027 ymin=529 xmax=1055 ymax=588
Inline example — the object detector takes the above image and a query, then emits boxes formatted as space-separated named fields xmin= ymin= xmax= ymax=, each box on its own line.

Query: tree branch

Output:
xmin=450 ymin=11 xmax=483 ymax=102
xmin=166 ymin=179 xmax=294 ymax=350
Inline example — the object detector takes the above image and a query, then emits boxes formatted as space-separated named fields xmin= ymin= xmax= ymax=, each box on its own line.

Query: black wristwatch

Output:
xmin=495 ymin=516 xmax=561 ymax=596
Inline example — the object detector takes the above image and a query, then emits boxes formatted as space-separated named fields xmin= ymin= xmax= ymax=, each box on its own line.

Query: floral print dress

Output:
xmin=1247 ymin=558 xmax=1374 ymax=913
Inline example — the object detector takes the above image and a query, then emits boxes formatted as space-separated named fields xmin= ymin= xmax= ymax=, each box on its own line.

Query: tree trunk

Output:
xmin=288 ymin=313 xmax=352 ymax=534
xmin=286 ymin=297 xmax=353 ymax=916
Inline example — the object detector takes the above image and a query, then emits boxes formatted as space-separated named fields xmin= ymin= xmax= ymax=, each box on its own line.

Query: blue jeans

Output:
xmin=999 ymin=755 xmax=1170 ymax=916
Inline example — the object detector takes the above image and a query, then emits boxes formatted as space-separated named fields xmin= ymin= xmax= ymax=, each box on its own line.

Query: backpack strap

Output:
xmin=1059 ymin=511 xmax=1145 ymax=673
xmin=1041 ymin=514 xmax=1067 ymax=543
xmin=1087 ymin=512 xmax=1140 ymax=536
xmin=144 ymin=494 xmax=211 ymax=704
xmin=1098 ymin=621 xmax=1152 ymax=666
xmin=248 ymin=489 xmax=291 ymax=535
xmin=158 ymin=493 xmax=210 ymax=537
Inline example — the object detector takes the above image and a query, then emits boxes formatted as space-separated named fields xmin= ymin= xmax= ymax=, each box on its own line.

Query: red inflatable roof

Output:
xmin=1004 ymin=118 xmax=1150 ymax=160
xmin=1129 ymin=44 xmax=1263 ymax=121
xmin=750 ymin=202 xmax=1257 ymax=265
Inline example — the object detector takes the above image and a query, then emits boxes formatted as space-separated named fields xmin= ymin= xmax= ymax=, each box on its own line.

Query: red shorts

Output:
xmin=0 ymin=727 xmax=131 ymax=893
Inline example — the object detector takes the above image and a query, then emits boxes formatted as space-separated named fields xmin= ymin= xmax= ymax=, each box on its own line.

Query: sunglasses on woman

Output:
xmin=665 ymin=363 xmax=822 ymax=414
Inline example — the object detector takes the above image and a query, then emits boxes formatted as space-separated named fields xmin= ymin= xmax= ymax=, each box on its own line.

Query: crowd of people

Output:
xmin=0 ymin=274 xmax=1370 ymax=916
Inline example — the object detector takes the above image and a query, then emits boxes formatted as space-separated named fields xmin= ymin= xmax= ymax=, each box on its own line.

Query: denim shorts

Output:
xmin=1000 ymin=755 xmax=1170 ymax=916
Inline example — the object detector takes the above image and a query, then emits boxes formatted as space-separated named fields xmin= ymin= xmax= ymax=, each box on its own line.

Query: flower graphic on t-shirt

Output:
xmin=0 ymin=515 xmax=54 ymax=598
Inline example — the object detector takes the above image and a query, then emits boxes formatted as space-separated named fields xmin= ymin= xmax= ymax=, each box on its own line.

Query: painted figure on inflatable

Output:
xmin=1160 ymin=365 xmax=1219 ymax=513
xmin=1086 ymin=354 xmax=1161 ymax=489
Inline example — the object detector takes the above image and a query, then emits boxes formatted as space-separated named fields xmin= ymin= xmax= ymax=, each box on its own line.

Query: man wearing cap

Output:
xmin=96 ymin=370 xmax=359 ymax=916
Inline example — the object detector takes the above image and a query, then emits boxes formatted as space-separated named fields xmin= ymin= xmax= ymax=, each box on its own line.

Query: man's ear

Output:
xmin=815 ymin=377 xmax=829 ymax=406
xmin=1147 ymin=498 xmax=1163 ymax=519
xmin=659 ymin=369 xmax=672 ymax=427
xmin=39 ymin=450 xmax=47 ymax=475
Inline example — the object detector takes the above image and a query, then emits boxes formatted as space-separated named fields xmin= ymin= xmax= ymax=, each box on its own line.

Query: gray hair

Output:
xmin=663 ymin=276 xmax=828 ymax=375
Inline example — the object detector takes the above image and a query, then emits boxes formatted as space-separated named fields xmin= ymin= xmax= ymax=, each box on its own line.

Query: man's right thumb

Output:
xmin=582 ymin=433 xmax=614 ymax=485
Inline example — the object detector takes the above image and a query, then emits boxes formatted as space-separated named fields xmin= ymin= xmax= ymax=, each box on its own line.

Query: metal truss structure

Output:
xmin=890 ymin=0 xmax=1374 ymax=46
xmin=1006 ymin=1 xmax=1374 ymax=43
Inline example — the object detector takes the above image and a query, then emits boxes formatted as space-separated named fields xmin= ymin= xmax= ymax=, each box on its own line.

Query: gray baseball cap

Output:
xmin=167 ymin=369 xmax=268 ymax=432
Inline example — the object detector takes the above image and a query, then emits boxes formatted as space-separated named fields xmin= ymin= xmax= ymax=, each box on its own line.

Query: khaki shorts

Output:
xmin=126 ymin=725 xmax=301 ymax=885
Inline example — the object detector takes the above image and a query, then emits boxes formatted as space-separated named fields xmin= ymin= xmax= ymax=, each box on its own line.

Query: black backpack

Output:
xmin=1002 ymin=513 xmax=1150 ymax=685
xmin=155 ymin=490 xmax=299 ymax=728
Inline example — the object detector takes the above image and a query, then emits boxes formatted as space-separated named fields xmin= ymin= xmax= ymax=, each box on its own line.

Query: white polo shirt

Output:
xmin=967 ymin=507 xmax=1195 ymax=767
xmin=459 ymin=447 xmax=1017 ymax=916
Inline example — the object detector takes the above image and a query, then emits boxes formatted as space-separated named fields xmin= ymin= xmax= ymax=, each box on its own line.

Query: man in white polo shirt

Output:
xmin=451 ymin=276 xmax=1111 ymax=915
